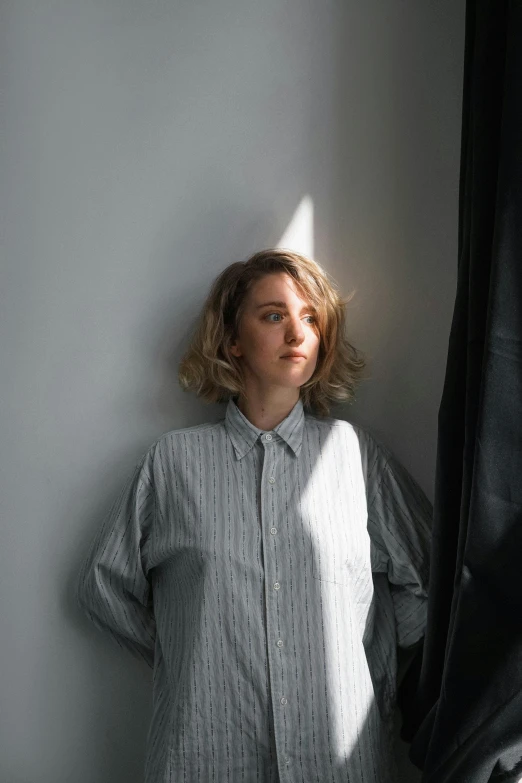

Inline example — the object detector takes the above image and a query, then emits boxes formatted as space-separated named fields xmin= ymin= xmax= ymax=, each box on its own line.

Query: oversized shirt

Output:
xmin=77 ymin=397 xmax=432 ymax=783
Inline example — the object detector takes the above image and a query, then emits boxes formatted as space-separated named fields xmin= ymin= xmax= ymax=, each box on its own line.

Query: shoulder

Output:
xmin=350 ymin=422 xmax=393 ymax=467
xmin=305 ymin=412 xmax=391 ymax=461
xmin=304 ymin=411 xmax=357 ymax=435
xmin=305 ymin=413 xmax=395 ymax=498
xmin=303 ymin=414 xmax=392 ymax=486
xmin=153 ymin=419 xmax=221 ymax=447
xmin=136 ymin=419 xmax=224 ymax=472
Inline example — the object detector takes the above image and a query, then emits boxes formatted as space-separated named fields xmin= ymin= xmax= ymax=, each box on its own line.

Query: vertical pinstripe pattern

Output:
xmin=77 ymin=398 xmax=432 ymax=783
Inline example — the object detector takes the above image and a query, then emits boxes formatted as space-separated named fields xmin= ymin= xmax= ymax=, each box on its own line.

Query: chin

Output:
xmin=276 ymin=374 xmax=310 ymax=388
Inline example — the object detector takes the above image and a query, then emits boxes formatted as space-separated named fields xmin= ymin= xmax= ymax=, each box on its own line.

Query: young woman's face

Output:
xmin=229 ymin=272 xmax=321 ymax=394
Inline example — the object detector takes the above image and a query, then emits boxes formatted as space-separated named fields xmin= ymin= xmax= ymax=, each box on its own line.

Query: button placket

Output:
xmin=261 ymin=439 xmax=288 ymax=778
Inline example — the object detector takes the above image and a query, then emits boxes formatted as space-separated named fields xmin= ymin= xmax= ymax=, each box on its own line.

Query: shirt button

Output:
xmin=273 ymin=582 xmax=280 ymax=590
xmin=276 ymin=639 xmax=283 ymax=647
xmin=268 ymin=476 xmax=275 ymax=484
xmin=270 ymin=527 xmax=277 ymax=535
xmin=280 ymin=697 xmax=287 ymax=705
xmin=265 ymin=433 xmax=273 ymax=441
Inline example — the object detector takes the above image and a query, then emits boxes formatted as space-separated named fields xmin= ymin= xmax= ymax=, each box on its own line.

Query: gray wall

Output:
xmin=1 ymin=2 xmax=464 ymax=781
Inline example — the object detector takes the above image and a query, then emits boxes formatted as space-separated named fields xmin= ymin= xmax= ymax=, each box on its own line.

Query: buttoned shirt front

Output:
xmin=77 ymin=397 xmax=432 ymax=783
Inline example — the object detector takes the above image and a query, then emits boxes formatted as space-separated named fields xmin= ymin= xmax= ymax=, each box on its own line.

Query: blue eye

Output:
xmin=265 ymin=313 xmax=316 ymax=323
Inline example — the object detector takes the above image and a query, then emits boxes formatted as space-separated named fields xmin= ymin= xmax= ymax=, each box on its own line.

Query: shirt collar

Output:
xmin=224 ymin=397 xmax=305 ymax=460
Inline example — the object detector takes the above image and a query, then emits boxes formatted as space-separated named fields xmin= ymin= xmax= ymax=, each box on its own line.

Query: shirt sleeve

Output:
xmin=355 ymin=426 xmax=433 ymax=650
xmin=76 ymin=446 xmax=157 ymax=668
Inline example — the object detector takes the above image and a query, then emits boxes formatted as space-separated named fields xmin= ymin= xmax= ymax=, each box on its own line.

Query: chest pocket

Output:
xmin=311 ymin=544 xmax=350 ymax=585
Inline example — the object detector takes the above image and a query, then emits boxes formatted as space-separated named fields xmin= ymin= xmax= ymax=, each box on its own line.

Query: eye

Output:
xmin=264 ymin=313 xmax=316 ymax=324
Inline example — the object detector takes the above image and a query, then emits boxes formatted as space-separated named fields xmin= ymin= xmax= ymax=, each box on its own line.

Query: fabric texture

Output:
xmin=77 ymin=397 xmax=432 ymax=783
xmin=408 ymin=2 xmax=522 ymax=781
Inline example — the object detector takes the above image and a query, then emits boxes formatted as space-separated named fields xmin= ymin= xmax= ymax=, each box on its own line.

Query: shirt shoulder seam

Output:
xmin=305 ymin=414 xmax=355 ymax=431
xmin=153 ymin=420 xmax=222 ymax=446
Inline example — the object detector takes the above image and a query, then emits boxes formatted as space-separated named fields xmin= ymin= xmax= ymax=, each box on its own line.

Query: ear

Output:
xmin=229 ymin=341 xmax=242 ymax=358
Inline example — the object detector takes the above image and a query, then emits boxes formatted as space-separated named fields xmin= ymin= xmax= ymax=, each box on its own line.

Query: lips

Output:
xmin=281 ymin=353 xmax=306 ymax=359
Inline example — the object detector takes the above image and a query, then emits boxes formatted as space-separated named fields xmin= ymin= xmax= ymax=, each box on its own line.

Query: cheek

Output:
xmin=310 ymin=332 xmax=321 ymax=354
xmin=255 ymin=332 xmax=278 ymax=351
xmin=248 ymin=336 xmax=274 ymax=362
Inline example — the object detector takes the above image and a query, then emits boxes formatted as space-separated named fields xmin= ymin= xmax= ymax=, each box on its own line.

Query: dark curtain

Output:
xmin=400 ymin=1 xmax=522 ymax=781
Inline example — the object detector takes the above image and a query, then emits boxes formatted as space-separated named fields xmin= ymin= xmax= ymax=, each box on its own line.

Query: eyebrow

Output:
xmin=255 ymin=300 xmax=316 ymax=312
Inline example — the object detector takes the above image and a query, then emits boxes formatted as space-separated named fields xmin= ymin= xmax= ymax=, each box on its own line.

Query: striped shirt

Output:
xmin=77 ymin=397 xmax=432 ymax=783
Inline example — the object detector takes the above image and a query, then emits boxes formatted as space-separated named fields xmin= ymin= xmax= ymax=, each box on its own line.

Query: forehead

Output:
xmin=246 ymin=272 xmax=311 ymax=305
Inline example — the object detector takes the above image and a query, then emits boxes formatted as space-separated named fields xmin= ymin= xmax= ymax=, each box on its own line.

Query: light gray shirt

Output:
xmin=77 ymin=397 xmax=432 ymax=783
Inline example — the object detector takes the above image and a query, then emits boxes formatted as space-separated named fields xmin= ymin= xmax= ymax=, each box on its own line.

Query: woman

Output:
xmin=77 ymin=248 xmax=432 ymax=783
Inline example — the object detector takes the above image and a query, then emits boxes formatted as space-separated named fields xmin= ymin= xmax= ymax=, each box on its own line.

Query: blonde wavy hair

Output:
xmin=178 ymin=248 xmax=367 ymax=417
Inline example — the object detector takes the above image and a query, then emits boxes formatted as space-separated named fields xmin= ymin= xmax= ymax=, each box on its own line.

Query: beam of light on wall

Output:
xmin=276 ymin=195 xmax=314 ymax=257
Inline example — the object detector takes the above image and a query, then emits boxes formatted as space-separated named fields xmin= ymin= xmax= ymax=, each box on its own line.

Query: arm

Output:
xmin=362 ymin=429 xmax=432 ymax=649
xmin=76 ymin=447 xmax=157 ymax=668
xmin=355 ymin=425 xmax=433 ymax=738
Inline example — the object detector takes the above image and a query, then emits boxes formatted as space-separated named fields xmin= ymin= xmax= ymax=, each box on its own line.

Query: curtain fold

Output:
xmin=406 ymin=1 xmax=522 ymax=781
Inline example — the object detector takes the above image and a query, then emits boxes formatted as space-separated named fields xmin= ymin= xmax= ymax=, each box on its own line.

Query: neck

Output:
xmin=234 ymin=389 xmax=300 ymax=430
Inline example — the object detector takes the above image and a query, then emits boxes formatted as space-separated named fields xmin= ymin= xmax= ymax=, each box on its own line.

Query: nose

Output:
xmin=285 ymin=315 xmax=305 ymax=344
